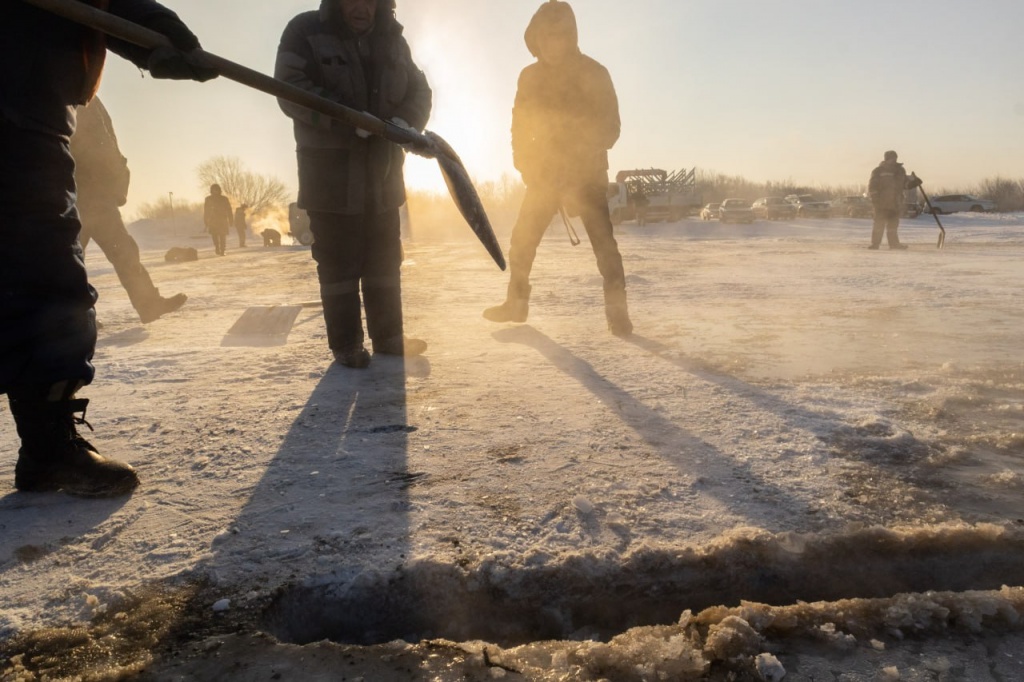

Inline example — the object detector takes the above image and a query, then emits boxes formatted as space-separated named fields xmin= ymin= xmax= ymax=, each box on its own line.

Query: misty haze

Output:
xmin=4 ymin=1 xmax=1024 ymax=681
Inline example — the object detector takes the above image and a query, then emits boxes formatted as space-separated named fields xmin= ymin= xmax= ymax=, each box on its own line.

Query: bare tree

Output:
xmin=196 ymin=156 xmax=290 ymax=215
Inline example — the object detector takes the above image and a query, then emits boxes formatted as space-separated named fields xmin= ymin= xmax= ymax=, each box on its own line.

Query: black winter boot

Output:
xmin=138 ymin=293 xmax=188 ymax=324
xmin=483 ymin=280 xmax=531 ymax=323
xmin=9 ymin=396 xmax=139 ymax=497
xmin=605 ymin=288 xmax=634 ymax=337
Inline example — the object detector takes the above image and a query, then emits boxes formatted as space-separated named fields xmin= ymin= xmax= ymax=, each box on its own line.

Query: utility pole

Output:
xmin=168 ymin=191 xmax=177 ymax=236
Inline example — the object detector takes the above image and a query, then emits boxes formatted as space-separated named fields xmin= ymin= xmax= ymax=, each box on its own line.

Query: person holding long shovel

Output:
xmin=276 ymin=0 xmax=432 ymax=369
xmin=1 ymin=1 xmax=216 ymax=497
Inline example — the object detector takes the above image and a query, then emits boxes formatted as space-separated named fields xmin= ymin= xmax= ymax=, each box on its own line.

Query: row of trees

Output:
xmin=135 ymin=156 xmax=290 ymax=224
xmin=135 ymin=159 xmax=1024 ymax=231
xmin=694 ymin=170 xmax=1024 ymax=211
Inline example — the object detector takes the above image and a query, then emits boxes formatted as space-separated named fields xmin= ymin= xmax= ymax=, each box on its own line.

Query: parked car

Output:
xmin=830 ymin=195 xmax=874 ymax=219
xmin=699 ymin=203 xmax=721 ymax=220
xmin=751 ymin=196 xmax=797 ymax=220
xmin=925 ymin=194 xmax=997 ymax=214
xmin=719 ymin=198 xmax=755 ymax=224
xmin=785 ymin=194 xmax=832 ymax=219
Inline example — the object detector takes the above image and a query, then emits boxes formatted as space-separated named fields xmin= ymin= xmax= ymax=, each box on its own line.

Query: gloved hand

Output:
xmin=906 ymin=172 xmax=923 ymax=189
xmin=144 ymin=15 xmax=218 ymax=82
xmin=355 ymin=127 xmax=372 ymax=138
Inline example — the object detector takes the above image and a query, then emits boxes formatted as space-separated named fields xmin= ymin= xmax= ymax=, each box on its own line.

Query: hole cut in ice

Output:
xmin=262 ymin=524 xmax=1024 ymax=647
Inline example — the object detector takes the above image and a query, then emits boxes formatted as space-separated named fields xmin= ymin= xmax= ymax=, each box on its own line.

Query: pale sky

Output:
xmin=94 ymin=0 xmax=1024 ymax=217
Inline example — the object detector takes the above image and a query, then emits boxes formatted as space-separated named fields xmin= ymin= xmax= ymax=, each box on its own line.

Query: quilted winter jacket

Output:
xmin=868 ymin=161 xmax=909 ymax=213
xmin=275 ymin=1 xmax=432 ymax=215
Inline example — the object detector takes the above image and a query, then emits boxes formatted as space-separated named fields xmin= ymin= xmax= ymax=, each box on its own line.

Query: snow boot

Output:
xmin=483 ymin=281 xmax=531 ymax=323
xmin=138 ymin=293 xmax=188 ymax=324
xmin=332 ymin=344 xmax=371 ymax=369
xmin=373 ymin=336 xmax=427 ymax=357
xmin=10 ymin=396 xmax=139 ymax=497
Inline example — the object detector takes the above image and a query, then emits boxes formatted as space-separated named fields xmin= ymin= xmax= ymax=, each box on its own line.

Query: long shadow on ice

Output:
xmin=492 ymin=325 xmax=812 ymax=531
xmin=195 ymin=356 xmax=424 ymax=645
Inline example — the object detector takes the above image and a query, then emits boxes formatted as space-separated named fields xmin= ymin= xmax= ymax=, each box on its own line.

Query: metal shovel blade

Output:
xmin=427 ymin=133 xmax=506 ymax=271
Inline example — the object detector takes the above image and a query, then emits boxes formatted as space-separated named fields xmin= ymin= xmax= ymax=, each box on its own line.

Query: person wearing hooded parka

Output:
xmin=275 ymin=0 xmax=432 ymax=368
xmin=483 ymin=0 xmax=632 ymax=336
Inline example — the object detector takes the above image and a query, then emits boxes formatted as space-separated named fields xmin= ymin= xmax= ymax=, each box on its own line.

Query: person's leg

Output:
xmin=576 ymin=184 xmax=632 ymax=336
xmin=361 ymin=208 xmax=423 ymax=355
xmin=78 ymin=200 xmax=187 ymax=323
xmin=0 ymin=120 xmax=137 ymax=496
xmin=309 ymin=211 xmax=369 ymax=366
xmin=870 ymin=212 xmax=885 ymax=249
xmin=483 ymin=187 xmax=559 ymax=323
xmin=886 ymin=212 xmax=905 ymax=248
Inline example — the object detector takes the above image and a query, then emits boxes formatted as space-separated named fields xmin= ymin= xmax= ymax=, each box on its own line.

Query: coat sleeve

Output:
xmin=511 ymin=67 xmax=540 ymax=177
xmin=391 ymin=39 xmax=432 ymax=131
xmin=105 ymin=0 xmax=193 ymax=68
xmin=581 ymin=62 xmax=620 ymax=153
xmin=274 ymin=17 xmax=334 ymax=131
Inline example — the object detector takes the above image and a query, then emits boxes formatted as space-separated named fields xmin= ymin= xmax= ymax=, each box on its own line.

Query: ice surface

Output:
xmin=3 ymin=213 xmax=1024 ymax=679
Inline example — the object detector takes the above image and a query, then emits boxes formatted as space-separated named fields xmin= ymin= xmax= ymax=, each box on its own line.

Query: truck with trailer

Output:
xmin=606 ymin=167 xmax=702 ymax=225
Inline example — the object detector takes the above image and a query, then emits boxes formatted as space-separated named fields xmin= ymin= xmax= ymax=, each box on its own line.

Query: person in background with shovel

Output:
xmin=0 ymin=0 xmax=216 ymax=497
xmin=483 ymin=0 xmax=633 ymax=337
xmin=868 ymin=150 xmax=921 ymax=250
xmin=275 ymin=0 xmax=432 ymax=369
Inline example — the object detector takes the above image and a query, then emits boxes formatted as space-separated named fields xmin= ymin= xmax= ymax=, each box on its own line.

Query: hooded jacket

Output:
xmin=71 ymin=98 xmax=131 ymax=207
xmin=868 ymin=160 xmax=909 ymax=213
xmin=275 ymin=0 xmax=432 ymax=215
xmin=512 ymin=1 xmax=620 ymax=189
xmin=0 ymin=0 xmax=190 ymax=137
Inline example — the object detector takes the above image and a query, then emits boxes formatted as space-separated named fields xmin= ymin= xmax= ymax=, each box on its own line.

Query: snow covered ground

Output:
xmin=3 ymin=211 xmax=1024 ymax=680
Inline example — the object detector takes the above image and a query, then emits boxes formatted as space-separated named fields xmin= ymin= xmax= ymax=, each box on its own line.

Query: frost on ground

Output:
xmin=2 ymin=214 xmax=1024 ymax=680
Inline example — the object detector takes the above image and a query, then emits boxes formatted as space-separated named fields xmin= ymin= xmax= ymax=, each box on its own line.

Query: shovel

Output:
xmin=909 ymin=174 xmax=946 ymax=249
xmin=23 ymin=0 xmax=506 ymax=270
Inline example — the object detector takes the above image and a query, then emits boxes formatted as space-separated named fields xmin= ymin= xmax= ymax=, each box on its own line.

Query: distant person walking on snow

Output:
xmin=483 ymin=0 xmax=632 ymax=336
xmin=204 ymin=184 xmax=233 ymax=256
xmin=234 ymin=204 xmax=249 ymax=247
xmin=72 ymin=98 xmax=188 ymax=324
xmin=868 ymin=150 xmax=920 ymax=250
xmin=275 ymin=0 xmax=432 ymax=368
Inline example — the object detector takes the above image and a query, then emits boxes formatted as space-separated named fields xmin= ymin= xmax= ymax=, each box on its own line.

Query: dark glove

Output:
xmin=145 ymin=14 xmax=200 ymax=51
xmin=906 ymin=173 xmax=923 ymax=189
xmin=144 ymin=15 xmax=218 ymax=82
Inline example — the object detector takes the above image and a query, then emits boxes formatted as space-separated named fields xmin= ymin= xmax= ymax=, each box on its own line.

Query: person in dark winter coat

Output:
xmin=275 ymin=0 xmax=432 ymax=368
xmin=868 ymin=150 xmax=914 ymax=250
xmin=483 ymin=0 xmax=632 ymax=336
xmin=0 ymin=0 xmax=217 ymax=498
xmin=204 ymin=184 xmax=233 ymax=256
xmin=72 ymin=97 xmax=188 ymax=324
xmin=234 ymin=204 xmax=249 ymax=247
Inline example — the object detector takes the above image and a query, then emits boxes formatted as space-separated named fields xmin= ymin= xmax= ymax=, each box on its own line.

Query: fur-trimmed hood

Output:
xmin=524 ymin=0 xmax=579 ymax=59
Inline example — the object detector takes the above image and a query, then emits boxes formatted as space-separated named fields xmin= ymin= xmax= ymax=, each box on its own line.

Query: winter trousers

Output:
xmin=508 ymin=183 xmax=627 ymax=304
xmin=0 ymin=116 xmax=97 ymax=396
xmin=308 ymin=208 xmax=404 ymax=352
xmin=871 ymin=208 xmax=901 ymax=248
xmin=210 ymin=231 xmax=227 ymax=256
xmin=78 ymin=199 xmax=163 ymax=320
